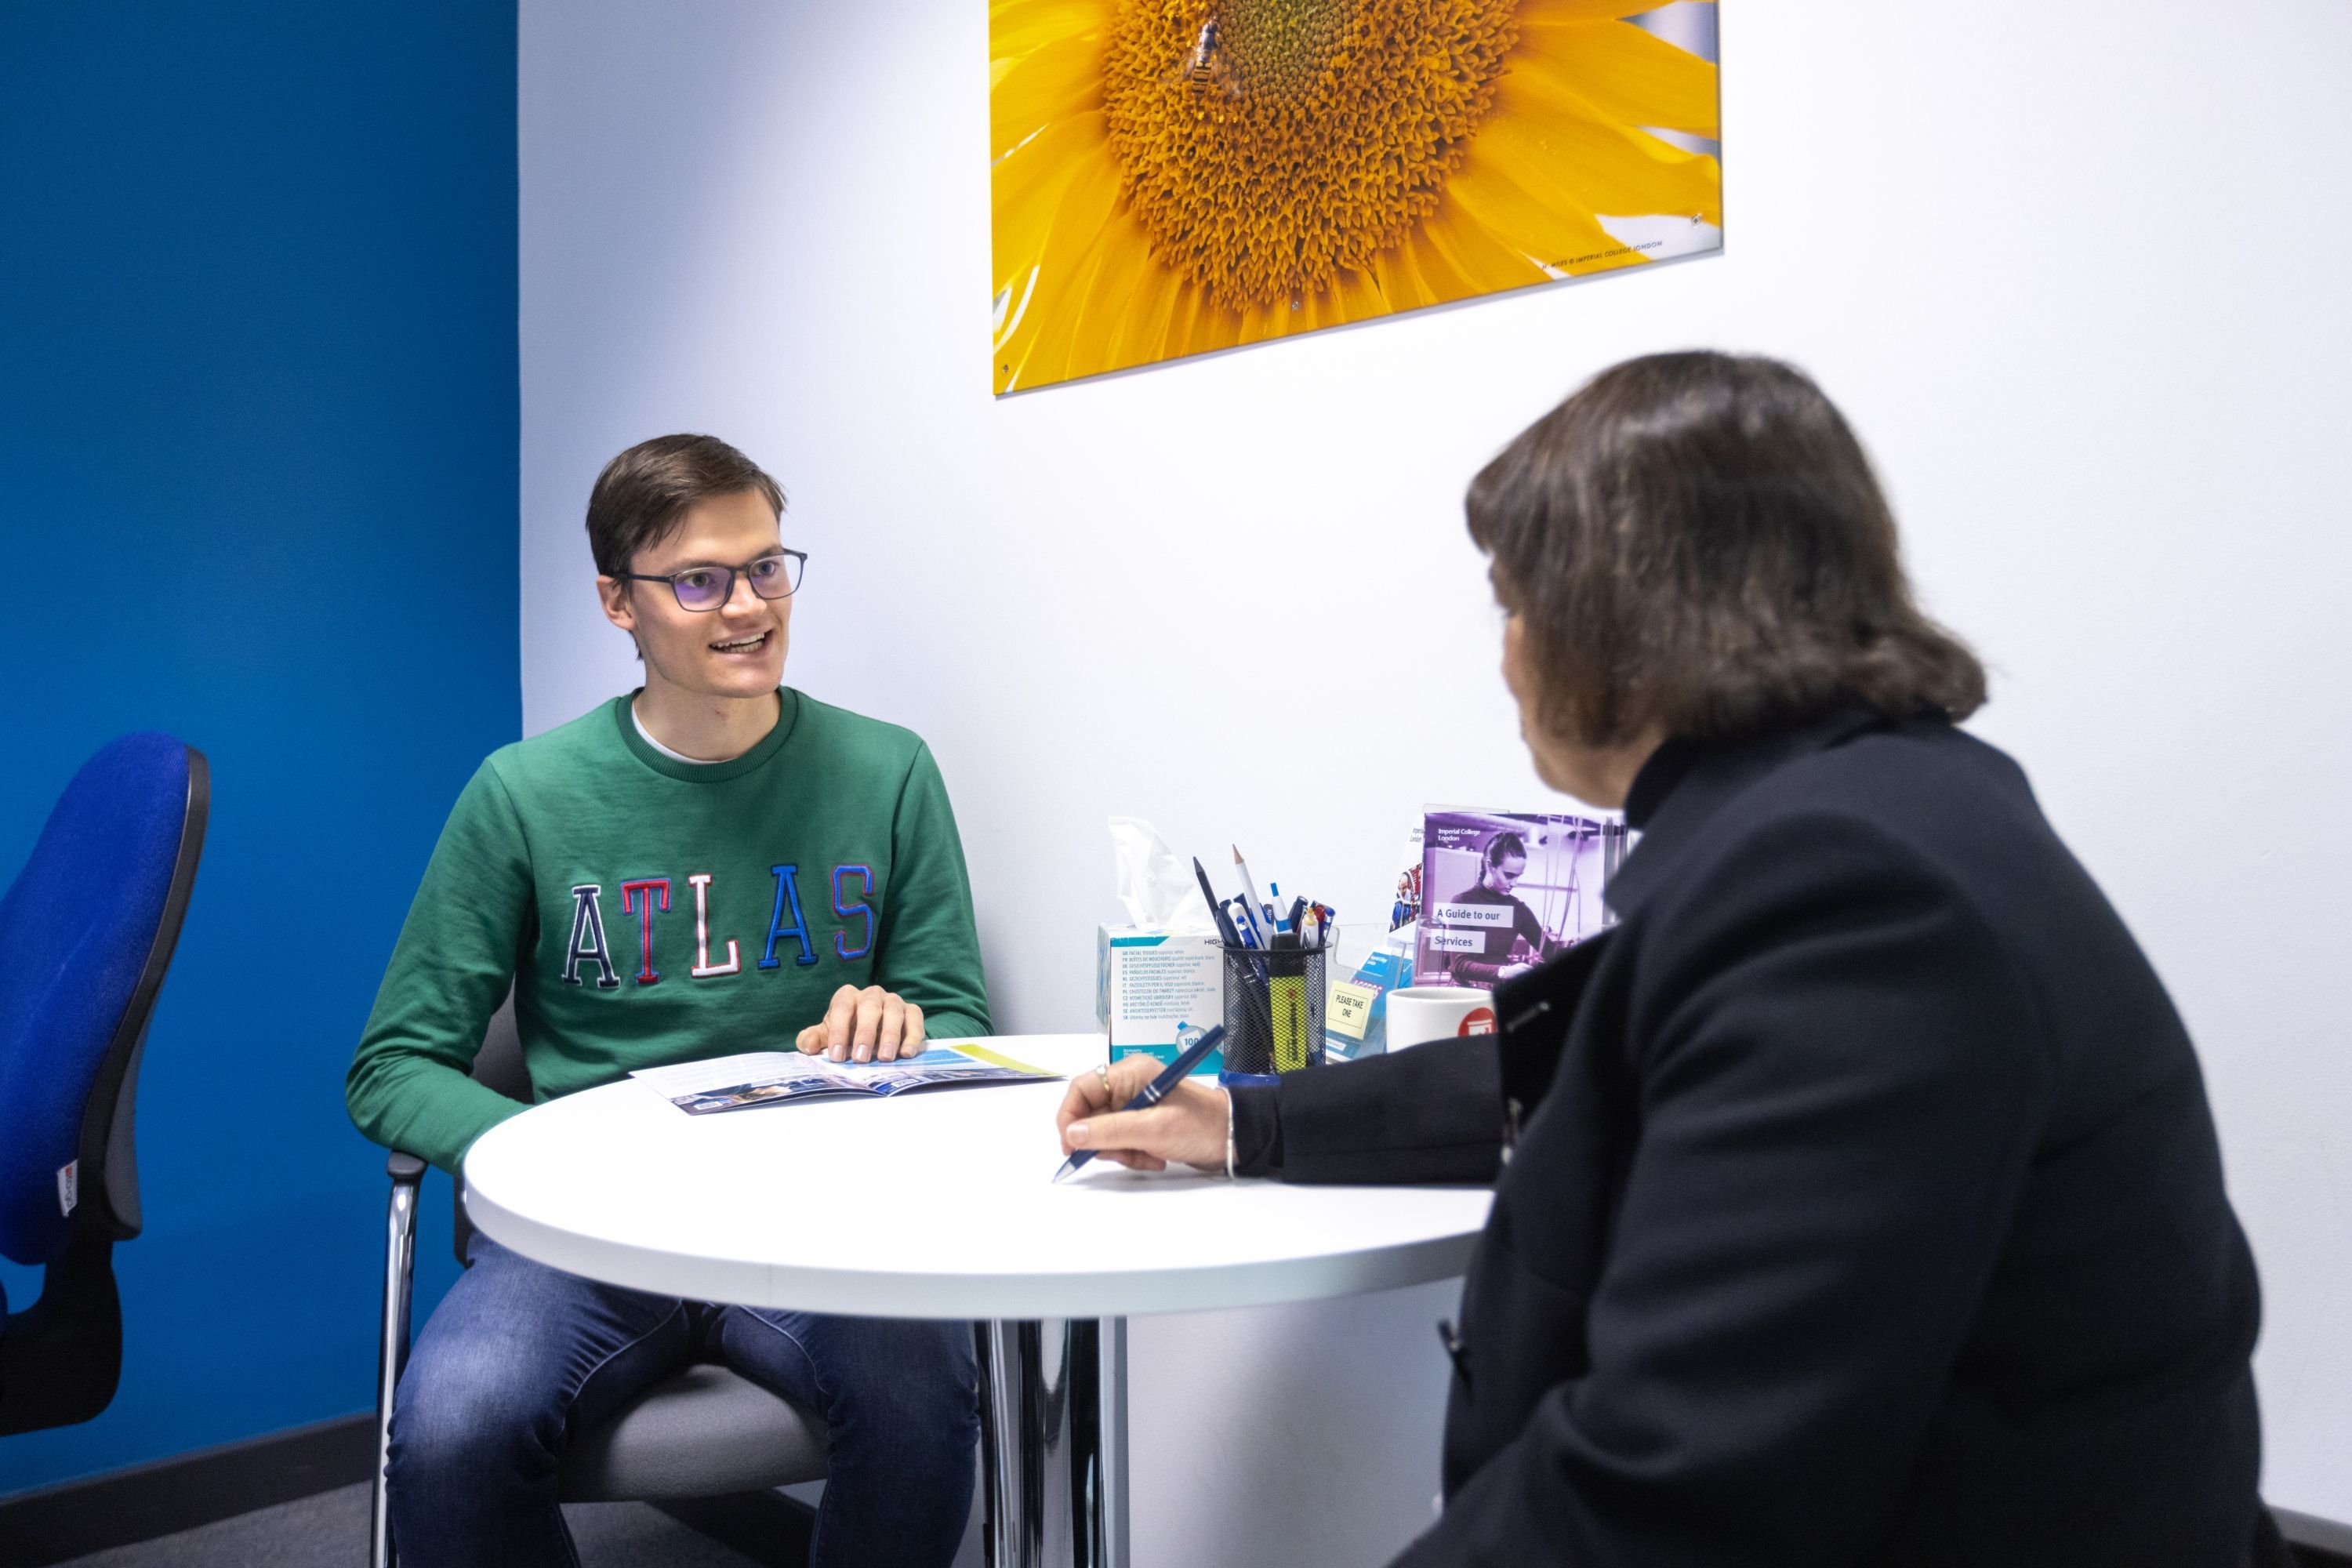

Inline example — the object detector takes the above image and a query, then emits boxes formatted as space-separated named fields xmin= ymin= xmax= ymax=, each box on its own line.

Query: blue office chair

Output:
xmin=0 ymin=733 xmax=208 ymax=1435
xmin=372 ymin=993 xmax=829 ymax=1568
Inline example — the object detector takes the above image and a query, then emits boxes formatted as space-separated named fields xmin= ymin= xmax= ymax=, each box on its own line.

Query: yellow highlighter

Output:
xmin=1269 ymin=934 xmax=1308 ymax=1072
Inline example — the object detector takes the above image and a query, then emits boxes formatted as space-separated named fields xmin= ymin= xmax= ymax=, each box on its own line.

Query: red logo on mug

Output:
xmin=1459 ymin=1007 xmax=1497 ymax=1036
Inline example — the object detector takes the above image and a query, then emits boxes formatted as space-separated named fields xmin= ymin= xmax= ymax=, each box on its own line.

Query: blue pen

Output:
xmin=1054 ymin=1025 xmax=1229 ymax=1181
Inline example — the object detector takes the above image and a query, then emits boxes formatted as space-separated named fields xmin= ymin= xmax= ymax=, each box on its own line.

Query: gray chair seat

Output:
xmin=374 ymin=996 xmax=836 ymax=1565
xmin=557 ymin=1360 xmax=828 ymax=1502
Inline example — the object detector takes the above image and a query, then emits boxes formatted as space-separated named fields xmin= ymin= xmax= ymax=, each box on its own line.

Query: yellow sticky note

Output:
xmin=1328 ymin=982 xmax=1377 ymax=1041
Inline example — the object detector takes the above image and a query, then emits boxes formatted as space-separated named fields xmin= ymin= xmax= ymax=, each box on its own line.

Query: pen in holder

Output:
xmin=1218 ymin=934 xmax=1328 ymax=1085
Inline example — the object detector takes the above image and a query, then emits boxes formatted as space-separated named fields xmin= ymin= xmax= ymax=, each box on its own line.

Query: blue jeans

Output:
xmin=387 ymin=1234 xmax=978 ymax=1568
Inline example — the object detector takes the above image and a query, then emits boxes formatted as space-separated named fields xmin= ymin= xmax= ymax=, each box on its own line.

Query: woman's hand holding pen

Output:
xmin=1056 ymin=1054 xmax=1229 ymax=1172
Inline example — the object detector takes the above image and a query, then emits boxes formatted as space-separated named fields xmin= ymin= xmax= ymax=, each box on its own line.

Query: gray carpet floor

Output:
xmin=49 ymin=1482 xmax=765 ymax=1567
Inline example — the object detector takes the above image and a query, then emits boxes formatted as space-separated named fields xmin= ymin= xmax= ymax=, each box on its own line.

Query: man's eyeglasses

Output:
xmin=612 ymin=550 xmax=807 ymax=612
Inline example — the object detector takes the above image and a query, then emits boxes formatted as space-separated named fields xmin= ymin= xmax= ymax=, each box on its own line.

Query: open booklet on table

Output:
xmin=630 ymin=1041 xmax=1062 ymax=1116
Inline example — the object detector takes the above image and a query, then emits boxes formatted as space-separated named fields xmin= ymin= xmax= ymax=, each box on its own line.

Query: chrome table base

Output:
xmin=977 ymin=1318 xmax=1128 ymax=1568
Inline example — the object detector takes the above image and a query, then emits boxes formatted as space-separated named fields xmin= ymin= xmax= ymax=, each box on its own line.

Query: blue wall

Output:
xmin=0 ymin=2 xmax=516 ymax=1493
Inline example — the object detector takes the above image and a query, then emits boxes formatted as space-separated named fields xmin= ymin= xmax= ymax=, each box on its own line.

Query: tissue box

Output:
xmin=1096 ymin=927 xmax=1225 ymax=1074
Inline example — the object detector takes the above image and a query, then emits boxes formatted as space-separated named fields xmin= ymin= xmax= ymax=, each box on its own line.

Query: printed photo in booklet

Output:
xmin=1417 ymin=808 xmax=1630 ymax=989
xmin=630 ymin=1042 xmax=1059 ymax=1116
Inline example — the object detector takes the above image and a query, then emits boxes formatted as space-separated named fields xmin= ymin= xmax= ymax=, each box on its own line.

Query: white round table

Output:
xmin=463 ymin=1034 xmax=1493 ymax=1568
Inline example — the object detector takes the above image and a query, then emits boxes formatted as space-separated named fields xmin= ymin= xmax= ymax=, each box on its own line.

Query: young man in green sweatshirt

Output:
xmin=347 ymin=434 xmax=987 ymax=1568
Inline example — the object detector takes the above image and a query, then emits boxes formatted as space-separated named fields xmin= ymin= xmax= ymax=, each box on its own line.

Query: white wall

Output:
xmin=521 ymin=0 xmax=2352 ymax=1550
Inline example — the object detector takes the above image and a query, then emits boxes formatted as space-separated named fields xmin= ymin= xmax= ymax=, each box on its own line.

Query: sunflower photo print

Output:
xmin=990 ymin=0 xmax=1722 ymax=394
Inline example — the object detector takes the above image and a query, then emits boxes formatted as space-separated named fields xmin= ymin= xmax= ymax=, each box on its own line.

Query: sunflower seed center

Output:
xmin=1103 ymin=0 xmax=1519 ymax=311
xmin=1214 ymin=2 xmax=1348 ymax=104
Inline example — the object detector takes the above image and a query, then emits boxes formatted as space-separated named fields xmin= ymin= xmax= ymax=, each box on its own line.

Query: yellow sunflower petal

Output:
xmin=1369 ymin=236 xmax=1445 ymax=312
xmin=1106 ymin=230 xmax=1188 ymax=369
xmin=1443 ymin=136 xmax=1642 ymax=274
xmin=1062 ymin=205 xmax=1175 ymax=377
xmin=1349 ymin=256 xmax=1406 ymax=316
xmin=1480 ymin=78 xmax=1722 ymax=226
xmin=1515 ymin=0 xmax=1697 ymax=23
xmin=995 ymin=131 xmax=1127 ymax=387
xmin=1410 ymin=191 xmax=1555 ymax=302
xmin=1156 ymin=274 xmax=1203 ymax=361
xmin=1515 ymin=20 xmax=1720 ymax=137
xmin=1233 ymin=299 xmax=1287 ymax=347
xmin=997 ymin=162 xmax=1134 ymax=380
xmin=990 ymin=0 xmax=1109 ymax=66
xmin=1327 ymin=263 xmax=1389 ymax=325
xmin=1198 ymin=299 xmax=1248 ymax=360
xmin=992 ymin=34 xmax=1103 ymax=161
xmin=1301 ymin=283 xmax=1353 ymax=333
xmin=1187 ymin=289 xmax=1250 ymax=358
xmin=1003 ymin=228 xmax=1111 ymax=390
xmin=996 ymin=278 xmax=1044 ymax=390
xmin=1165 ymin=277 xmax=1230 ymax=361
xmin=993 ymin=109 xmax=1111 ymax=294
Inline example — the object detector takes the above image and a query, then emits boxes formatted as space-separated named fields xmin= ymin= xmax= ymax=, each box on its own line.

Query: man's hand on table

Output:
xmin=797 ymin=984 xmax=926 ymax=1062
xmin=1056 ymin=1053 xmax=1229 ymax=1173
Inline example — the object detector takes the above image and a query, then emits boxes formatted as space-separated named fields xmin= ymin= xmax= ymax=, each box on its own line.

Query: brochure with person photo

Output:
xmin=630 ymin=1042 xmax=1059 ymax=1116
xmin=1417 ymin=808 xmax=1630 ymax=990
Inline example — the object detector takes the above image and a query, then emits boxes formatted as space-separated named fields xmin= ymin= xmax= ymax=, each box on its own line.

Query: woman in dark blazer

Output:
xmin=1059 ymin=353 xmax=2281 ymax=1566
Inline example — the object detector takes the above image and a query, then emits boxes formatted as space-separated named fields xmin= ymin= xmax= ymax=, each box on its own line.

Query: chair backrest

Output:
xmin=0 ymin=735 xmax=208 ymax=1268
xmin=452 ymin=992 xmax=528 ymax=1262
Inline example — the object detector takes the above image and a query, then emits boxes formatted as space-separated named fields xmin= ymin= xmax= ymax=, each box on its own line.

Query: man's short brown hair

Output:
xmin=586 ymin=434 xmax=785 ymax=576
xmin=1466 ymin=351 xmax=1985 ymax=748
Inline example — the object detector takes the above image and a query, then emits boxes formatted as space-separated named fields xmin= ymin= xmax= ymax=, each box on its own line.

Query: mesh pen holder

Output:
xmin=1218 ymin=940 xmax=1328 ymax=1084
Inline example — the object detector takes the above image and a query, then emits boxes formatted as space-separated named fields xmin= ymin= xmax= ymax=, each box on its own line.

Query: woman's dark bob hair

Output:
xmin=1467 ymin=351 xmax=1986 ymax=748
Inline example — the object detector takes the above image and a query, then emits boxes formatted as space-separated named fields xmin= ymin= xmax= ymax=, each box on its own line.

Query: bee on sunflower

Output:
xmin=990 ymin=0 xmax=1722 ymax=394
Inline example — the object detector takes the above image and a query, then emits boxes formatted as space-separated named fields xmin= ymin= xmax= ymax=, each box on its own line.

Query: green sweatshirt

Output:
xmin=347 ymin=689 xmax=991 ymax=1172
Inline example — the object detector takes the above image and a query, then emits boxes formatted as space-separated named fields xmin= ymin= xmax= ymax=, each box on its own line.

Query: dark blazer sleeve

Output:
xmin=1229 ymin=1036 xmax=1504 ymax=1185
xmin=1396 ymin=813 xmax=2054 ymax=1566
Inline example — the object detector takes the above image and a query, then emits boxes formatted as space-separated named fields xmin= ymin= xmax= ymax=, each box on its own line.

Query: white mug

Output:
xmin=1385 ymin=986 xmax=1499 ymax=1051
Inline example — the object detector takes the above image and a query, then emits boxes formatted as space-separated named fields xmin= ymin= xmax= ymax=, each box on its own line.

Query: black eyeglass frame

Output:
xmin=610 ymin=549 xmax=808 ymax=612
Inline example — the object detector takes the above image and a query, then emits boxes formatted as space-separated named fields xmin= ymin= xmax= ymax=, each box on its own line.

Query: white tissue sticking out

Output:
xmin=1109 ymin=817 xmax=1213 ymax=930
